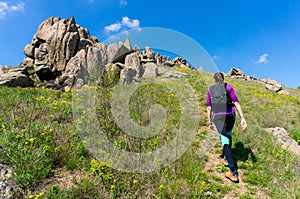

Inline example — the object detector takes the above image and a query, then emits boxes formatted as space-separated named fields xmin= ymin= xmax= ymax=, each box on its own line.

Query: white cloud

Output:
xmin=255 ymin=53 xmax=269 ymax=64
xmin=212 ymin=55 xmax=218 ymax=60
xmin=120 ymin=0 xmax=127 ymax=6
xmin=0 ymin=1 xmax=24 ymax=19
xmin=122 ymin=16 xmax=139 ymax=28
xmin=104 ymin=23 xmax=122 ymax=33
xmin=104 ymin=16 xmax=140 ymax=33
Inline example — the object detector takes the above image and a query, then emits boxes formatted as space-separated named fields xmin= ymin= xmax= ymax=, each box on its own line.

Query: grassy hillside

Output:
xmin=0 ymin=68 xmax=299 ymax=199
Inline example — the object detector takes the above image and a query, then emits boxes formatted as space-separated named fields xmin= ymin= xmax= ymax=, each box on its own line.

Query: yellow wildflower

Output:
xmin=65 ymin=86 xmax=72 ymax=92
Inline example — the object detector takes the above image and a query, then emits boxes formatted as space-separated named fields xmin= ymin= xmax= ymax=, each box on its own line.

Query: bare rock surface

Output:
xmin=0 ymin=67 xmax=33 ymax=87
xmin=0 ymin=164 xmax=23 ymax=199
xmin=227 ymin=67 xmax=289 ymax=95
xmin=264 ymin=127 xmax=300 ymax=155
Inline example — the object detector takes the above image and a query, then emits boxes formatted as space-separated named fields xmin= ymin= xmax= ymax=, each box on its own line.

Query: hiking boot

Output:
xmin=225 ymin=171 xmax=239 ymax=183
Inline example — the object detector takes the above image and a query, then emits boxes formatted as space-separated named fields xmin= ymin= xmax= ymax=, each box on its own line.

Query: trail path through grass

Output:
xmin=199 ymin=126 xmax=270 ymax=199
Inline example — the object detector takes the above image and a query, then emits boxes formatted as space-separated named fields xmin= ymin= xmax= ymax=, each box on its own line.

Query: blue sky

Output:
xmin=0 ymin=0 xmax=299 ymax=88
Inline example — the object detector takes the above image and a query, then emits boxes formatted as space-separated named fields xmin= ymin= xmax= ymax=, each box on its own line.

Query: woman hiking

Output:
xmin=206 ymin=72 xmax=247 ymax=183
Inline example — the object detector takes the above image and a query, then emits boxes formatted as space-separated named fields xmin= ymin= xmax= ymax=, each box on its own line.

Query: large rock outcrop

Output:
xmin=22 ymin=16 xmax=88 ymax=82
xmin=2 ymin=16 xmax=192 ymax=89
xmin=20 ymin=16 xmax=133 ymax=87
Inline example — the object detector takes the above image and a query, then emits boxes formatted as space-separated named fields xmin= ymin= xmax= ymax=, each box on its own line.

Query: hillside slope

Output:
xmin=0 ymin=68 xmax=299 ymax=199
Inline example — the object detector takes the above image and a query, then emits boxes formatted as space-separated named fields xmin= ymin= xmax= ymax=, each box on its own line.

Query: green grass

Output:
xmin=0 ymin=86 xmax=88 ymax=191
xmin=289 ymin=129 xmax=300 ymax=144
xmin=0 ymin=68 xmax=299 ymax=198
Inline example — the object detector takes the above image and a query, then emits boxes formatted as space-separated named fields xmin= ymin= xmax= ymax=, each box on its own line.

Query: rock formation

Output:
xmin=227 ymin=67 xmax=289 ymax=94
xmin=19 ymin=16 xmax=133 ymax=88
xmin=227 ymin=68 xmax=246 ymax=79
xmin=0 ymin=16 xmax=193 ymax=89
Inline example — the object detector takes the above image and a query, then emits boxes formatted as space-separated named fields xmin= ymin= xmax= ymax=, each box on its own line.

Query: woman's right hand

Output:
xmin=241 ymin=118 xmax=247 ymax=130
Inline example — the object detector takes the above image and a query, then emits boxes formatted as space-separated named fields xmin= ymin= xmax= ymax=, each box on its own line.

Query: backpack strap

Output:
xmin=224 ymin=83 xmax=234 ymax=106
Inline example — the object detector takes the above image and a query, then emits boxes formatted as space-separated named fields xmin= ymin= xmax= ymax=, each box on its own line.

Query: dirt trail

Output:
xmin=196 ymin=125 xmax=269 ymax=199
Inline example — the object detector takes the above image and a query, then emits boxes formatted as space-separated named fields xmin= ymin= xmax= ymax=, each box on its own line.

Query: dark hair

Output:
xmin=214 ymin=72 xmax=224 ymax=83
